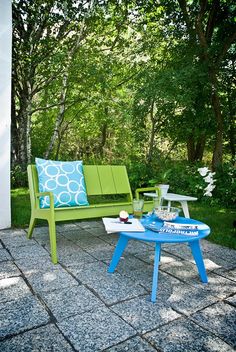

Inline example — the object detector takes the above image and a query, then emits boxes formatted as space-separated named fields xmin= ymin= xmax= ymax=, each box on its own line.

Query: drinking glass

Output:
xmin=132 ymin=199 xmax=144 ymax=219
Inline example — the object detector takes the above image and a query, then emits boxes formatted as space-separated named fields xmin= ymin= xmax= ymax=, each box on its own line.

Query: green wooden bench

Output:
xmin=27 ymin=164 xmax=160 ymax=264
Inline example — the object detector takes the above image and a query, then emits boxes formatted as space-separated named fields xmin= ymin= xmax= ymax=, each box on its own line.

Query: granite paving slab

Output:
xmin=111 ymin=295 xmax=181 ymax=333
xmin=200 ymin=239 xmax=226 ymax=252
xmin=191 ymin=301 xmax=236 ymax=348
xmin=168 ymin=266 xmax=236 ymax=300
xmin=57 ymin=247 xmax=97 ymax=266
xmin=202 ymin=244 xmax=236 ymax=265
xmin=115 ymin=254 xmax=152 ymax=273
xmin=0 ymin=276 xmax=32 ymax=304
xmin=56 ymin=222 xmax=79 ymax=232
xmin=118 ymin=267 xmax=182 ymax=299
xmin=25 ymin=267 xmax=79 ymax=293
xmin=84 ymin=244 xmax=116 ymax=261
xmin=33 ymin=232 xmax=51 ymax=246
xmin=160 ymin=259 xmax=213 ymax=282
xmin=0 ymin=324 xmax=74 ymax=352
xmin=43 ymin=237 xmax=77 ymax=253
xmin=162 ymin=242 xmax=193 ymax=261
xmin=124 ymin=240 xmax=154 ymax=255
xmin=0 ymin=232 xmax=37 ymax=249
xmin=226 ymin=294 xmax=236 ymax=306
xmin=86 ymin=226 xmax=108 ymax=236
xmin=135 ymin=249 xmax=179 ymax=265
xmin=15 ymin=257 xmax=64 ymax=275
xmin=196 ymin=251 xmax=236 ymax=270
xmin=67 ymin=261 xmax=147 ymax=304
xmin=87 ymin=227 xmax=107 ymax=237
xmin=0 ymin=228 xmax=27 ymax=237
xmin=195 ymin=272 xmax=236 ymax=299
xmin=105 ymin=336 xmax=157 ymax=351
xmin=84 ymin=220 xmax=107 ymax=231
xmin=214 ymin=267 xmax=236 ymax=282
xmin=25 ymin=226 xmax=49 ymax=236
xmin=0 ymin=261 xmax=21 ymax=279
xmin=40 ymin=284 xmax=104 ymax=321
xmin=115 ymin=256 xmax=156 ymax=289
xmin=60 ymin=229 xmax=95 ymax=242
xmin=76 ymin=221 xmax=96 ymax=229
xmin=156 ymin=274 xmax=219 ymax=315
xmin=57 ymin=306 xmax=136 ymax=352
xmin=144 ymin=316 xmax=235 ymax=352
xmin=0 ymin=248 xmax=12 ymax=262
xmin=0 ymin=296 xmax=50 ymax=339
xmin=70 ymin=234 xmax=110 ymax=250
xmin=8 ymin=244 xmax=50 ymax=260
xmin=97 ymin=233 xmax=119 ymax=246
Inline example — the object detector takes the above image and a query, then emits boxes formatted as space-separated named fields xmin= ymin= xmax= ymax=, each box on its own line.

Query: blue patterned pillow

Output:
xmin=35 ymin=158 xmax=89 ymax=209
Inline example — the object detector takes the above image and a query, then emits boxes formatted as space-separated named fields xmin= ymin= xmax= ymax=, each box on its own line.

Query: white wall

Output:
xmin=0 ymin=0 xmax=12 ymax=229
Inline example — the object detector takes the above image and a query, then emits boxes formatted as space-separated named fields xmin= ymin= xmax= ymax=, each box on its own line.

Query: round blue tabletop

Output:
xmin=120 ymin=215 xmax=210 ymax=243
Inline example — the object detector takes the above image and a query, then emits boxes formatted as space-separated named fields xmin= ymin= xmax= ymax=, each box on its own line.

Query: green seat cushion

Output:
xmin=35 ymin=158 xmax=89 ymax=209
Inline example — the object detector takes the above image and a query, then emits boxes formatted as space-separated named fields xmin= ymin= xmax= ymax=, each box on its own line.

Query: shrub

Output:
xmin=11 ymin=165 xmax=28 ymax=188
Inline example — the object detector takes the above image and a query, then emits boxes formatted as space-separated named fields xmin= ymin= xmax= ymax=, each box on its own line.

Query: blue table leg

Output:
xmin=151 ymin=243 xmax=161 ymax=303
xmin=189 ymin=240 xmax=208 ymax=283
xmin=108 ymin=235 xmax=129 ymax=273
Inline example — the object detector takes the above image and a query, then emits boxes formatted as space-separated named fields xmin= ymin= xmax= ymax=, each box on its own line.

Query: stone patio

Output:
xmin=0 ymin=220 xmax=236 ymax=351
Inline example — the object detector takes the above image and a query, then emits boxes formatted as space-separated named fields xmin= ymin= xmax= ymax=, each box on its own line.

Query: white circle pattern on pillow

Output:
xmin=35 ymin=158 xmax=89 ymax=209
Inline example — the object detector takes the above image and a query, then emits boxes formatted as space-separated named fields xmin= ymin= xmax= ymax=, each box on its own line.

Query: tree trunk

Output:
xmin=100 ymin=122 xmax=107 ymax=158
xmin=147 ymin=100 xmax=155 ymax=163
xmin=187 ymin=135 xmax=195 ymax=162
xmin=187 ymin=134 xmax=206 ymax=162
xmin=44 ymin=73 xmax=68 ymax=159
xmin=44 ymin=21 xmax=86 ymax=159
xmin=227 ymin=88 xmax=236 ymax=162
xmin=194 ymin=134 xmax=206 ymax=161
xmin=210 ymin=69 xmax=223 ymax=170
xmin=11 ymin=80 xmax=18 ymax=167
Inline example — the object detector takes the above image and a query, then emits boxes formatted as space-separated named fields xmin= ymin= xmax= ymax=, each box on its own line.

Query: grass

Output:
xmin=11 ymin=188 xmax=236 ymax=250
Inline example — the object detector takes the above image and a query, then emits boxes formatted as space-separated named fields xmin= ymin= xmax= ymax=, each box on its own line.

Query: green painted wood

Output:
xmin=112 ymin=166 xmax=132 ymax=196
xmin=27 ymin=163 xmax=156 ymax=264
xmin=83 ymin=165 xmax=102 ymax=195
xmin=97 ymin=166 xmax=117 ymax=194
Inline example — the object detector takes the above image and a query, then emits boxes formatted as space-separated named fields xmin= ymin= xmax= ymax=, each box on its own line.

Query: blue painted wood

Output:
xmin=108 ymin=215 xmax=210 ymax=302
xmin=189 ymin=240 xmax=208 ymax=283
xmin=107 ymin=235 xmax=129 ymax=273
xmin=151 ymin=243 xmax=161 ymax=303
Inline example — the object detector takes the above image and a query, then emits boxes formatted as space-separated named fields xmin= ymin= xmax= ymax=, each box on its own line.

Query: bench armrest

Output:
xmin=135 ymin=187 xmax=161 ymax=200
xmin=35 ymin=192 xmax=55 ymax=210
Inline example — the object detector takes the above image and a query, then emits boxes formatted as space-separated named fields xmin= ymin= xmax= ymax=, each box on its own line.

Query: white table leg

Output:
xmin=180 ymin=201 xmax=190 ymax=218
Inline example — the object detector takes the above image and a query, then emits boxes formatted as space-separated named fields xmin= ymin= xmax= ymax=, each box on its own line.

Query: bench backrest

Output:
xmin=27 ymin=164 xmax=133 ymax=208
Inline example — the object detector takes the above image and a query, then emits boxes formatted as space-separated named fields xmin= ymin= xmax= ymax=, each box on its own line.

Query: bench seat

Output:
xmin=27 ymin=164 xmax=159 ymax=263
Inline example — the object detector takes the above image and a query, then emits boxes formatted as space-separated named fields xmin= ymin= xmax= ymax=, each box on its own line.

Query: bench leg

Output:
xmin=48 ymin=218 xmax=58 ymax=264
xmin=28 ymin=216 xmax=36 ymax=239
xmin=189 ymin=240 xmax=208 ymax=283
xmin=151 ymin=243 xmax=161 ymax=303
xmin=108 ymin=235 xmax=128 ymax=273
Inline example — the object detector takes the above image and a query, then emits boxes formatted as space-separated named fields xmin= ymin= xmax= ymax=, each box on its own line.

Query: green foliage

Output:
xmin=213 ymin=164 xmax=236 ymax=207
xmin=11 ymin=166 xmax=28 ymax=188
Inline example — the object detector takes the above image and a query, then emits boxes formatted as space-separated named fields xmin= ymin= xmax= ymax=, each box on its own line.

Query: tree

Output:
xmin=12 ymin=0 xmax=94 ymax=169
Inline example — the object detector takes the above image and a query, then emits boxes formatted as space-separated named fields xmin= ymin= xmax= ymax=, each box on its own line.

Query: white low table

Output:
xmin=143 ymin=192 xmax=197 ymax=218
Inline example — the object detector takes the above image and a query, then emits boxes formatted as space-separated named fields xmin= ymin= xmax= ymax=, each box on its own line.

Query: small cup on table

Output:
xmin=132 ymin=199 xmax=144 ymax=219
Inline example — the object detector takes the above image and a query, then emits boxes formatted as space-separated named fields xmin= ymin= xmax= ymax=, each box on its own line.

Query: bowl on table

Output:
xmin=154 ymin=206 xmax=180 ymax=221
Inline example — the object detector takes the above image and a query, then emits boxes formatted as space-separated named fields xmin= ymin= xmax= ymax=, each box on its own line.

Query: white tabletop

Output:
xmin=143 ymin=192 xmax=197 ymax=201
